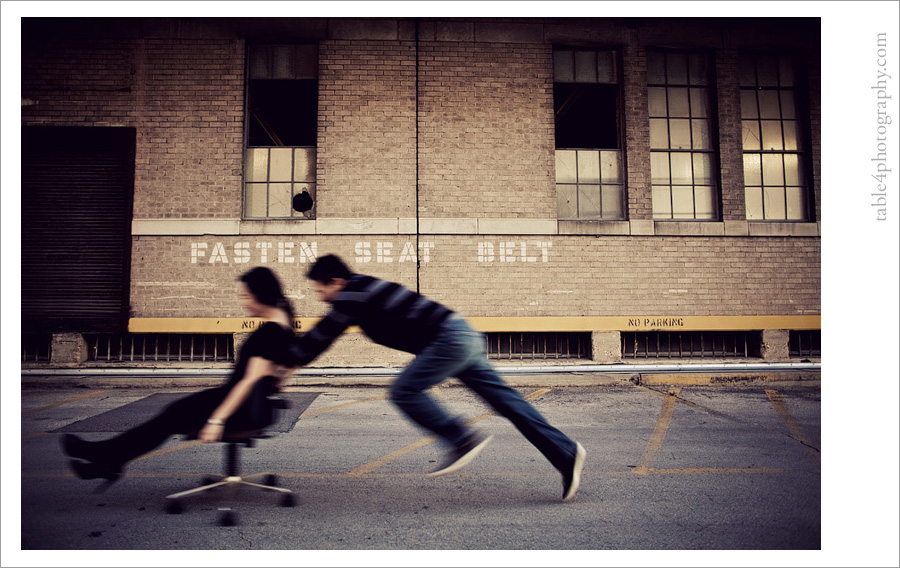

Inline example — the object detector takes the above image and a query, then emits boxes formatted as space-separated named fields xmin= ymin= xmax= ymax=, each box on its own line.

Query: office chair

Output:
xmin=164 ymin=397 xmax=295 ymax=526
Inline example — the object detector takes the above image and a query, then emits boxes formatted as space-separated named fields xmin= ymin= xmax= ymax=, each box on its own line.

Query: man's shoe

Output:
xmin=562 ymin=442 xmax=586 ymax=501
xmin=427 ymin=432 xmax=494 ymax=477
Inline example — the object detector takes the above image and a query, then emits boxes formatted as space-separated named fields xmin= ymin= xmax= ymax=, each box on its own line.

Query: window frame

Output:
xmin=739 ymin=51 xmax=813 ymax=222
xmin=242 ymin=43 xmax=318 ymax=221
xmin=553 ymin=46 xmax=627 ymax=221
xmin=647 ymin=49 xmax=721 ymax=222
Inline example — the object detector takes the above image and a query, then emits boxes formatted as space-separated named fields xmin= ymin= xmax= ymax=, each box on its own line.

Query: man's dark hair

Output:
xmin=307 ymin=254 xmax=354 ymax=283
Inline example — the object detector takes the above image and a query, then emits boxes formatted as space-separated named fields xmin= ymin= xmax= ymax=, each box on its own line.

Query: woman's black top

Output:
xmin=227 ymin=321 xmax=296 ymax=388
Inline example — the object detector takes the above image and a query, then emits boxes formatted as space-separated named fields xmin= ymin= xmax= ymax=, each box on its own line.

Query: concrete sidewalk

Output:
xmin=20 ymin=362 xmax=821 ymax=389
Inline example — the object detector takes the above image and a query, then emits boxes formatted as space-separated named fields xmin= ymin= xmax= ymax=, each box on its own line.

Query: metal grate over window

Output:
xmin=22 ymin=333 xmax=52 ymax=362
xmin=86 ymin=333 xmax=234 ymax=363
xmin=486 ymin=332 xmax=592 ymax=360
xmin=789 ymin=330 xmax=820 ymax=358
xmin=622 ymin=331 xmax=761 ymax=359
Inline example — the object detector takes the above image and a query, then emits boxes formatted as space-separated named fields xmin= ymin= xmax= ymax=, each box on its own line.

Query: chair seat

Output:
xmin=165 ymin=395 xmax=295 ymax=525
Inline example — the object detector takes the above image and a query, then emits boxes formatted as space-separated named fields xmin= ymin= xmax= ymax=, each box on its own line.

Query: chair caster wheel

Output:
xmin=165 ymin=499 xmax=183 ymax=514
xmin=264 ymin=474 xmax=278 ymax=486
xmin=280 ymin=493 xmax=296 ymax=507
xmin=218 ymin=509 xmax=237 ymax=526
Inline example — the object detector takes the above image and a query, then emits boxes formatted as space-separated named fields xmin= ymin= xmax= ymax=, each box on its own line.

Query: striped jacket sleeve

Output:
xmin=286 ymin=307 xmax=353 ymax=367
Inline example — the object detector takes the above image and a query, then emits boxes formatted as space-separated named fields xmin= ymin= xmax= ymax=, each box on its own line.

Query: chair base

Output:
xmin=164 ymin=436 xmax=296 ymax=524
xmin=165 ymin=472 xmax=295 ymax=524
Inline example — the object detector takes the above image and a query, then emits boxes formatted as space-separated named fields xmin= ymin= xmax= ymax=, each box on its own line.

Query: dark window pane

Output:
xmin=647 ymin=51 xmax=666 ymax=84
xmin=554 ymin=83 xmax=619 ymax=149
xmin=666 ymin=53 xmax=688 ymax=84
xmin=574 ymin=51 xmax=597 ymax=83
xmin=688 ymin=53 xmax=710 ymax=85
xmin=248 ymin=79 xmax=318 ymax=146
xmin=739 ymin=54 xmax=757 ymax=86
xmin=553 ymin=50 xmax=574 ymax=82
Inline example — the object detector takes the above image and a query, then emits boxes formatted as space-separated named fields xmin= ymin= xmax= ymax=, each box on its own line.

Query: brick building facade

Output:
xmin=20 ymin=17 xmax=821 ymax=369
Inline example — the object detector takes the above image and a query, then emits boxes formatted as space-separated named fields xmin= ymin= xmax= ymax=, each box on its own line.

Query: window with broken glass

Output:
xmin=244 ymin=44 xmax=317 ymax=219
xmin=554 ymin=48 xmax=625 ymax=221
xmin=648 ymin=50 xmax=719 ymax=220
xmin=740 ymin=53 xmax=810 ymax=221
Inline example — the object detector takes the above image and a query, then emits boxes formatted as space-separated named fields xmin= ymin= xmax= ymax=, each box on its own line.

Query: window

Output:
xmin=244 ymin=44 xmax=318 ymax=219
xmin=740 ymin=53 xmax=810 ymax=221
xmin=648 ymin=50 xmax=718 ymax=220
xmin=554 ymin=48 xmax=625 ymax=220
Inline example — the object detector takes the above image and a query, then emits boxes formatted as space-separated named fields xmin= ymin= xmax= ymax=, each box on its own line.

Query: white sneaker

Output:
xmin=562 ymin=442 xmax=586 ymax=501
xmin=427 ymin=433 xmax=493 ymax=477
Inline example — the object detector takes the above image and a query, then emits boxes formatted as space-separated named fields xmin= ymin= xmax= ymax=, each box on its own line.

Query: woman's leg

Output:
xmin=67 ymin=387 xmax=228 ymax=467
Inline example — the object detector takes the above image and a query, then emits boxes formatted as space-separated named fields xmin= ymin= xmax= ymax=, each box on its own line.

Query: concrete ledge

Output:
xmin=21 ymin=363 xmax=820 ymax=389
xmin=654 ymin=221 xmax=726 ymax=236
xmin=748 ymin=222 xmax=820 ymax=237
xmin=133 ymin=218 xmax=241 ymax=236
xmin=559 ymin=220 xmax=630 ymax=235
xmin=239 ymin=220 xmax=318 ymax=235
xmin=316 ymin=218 xmax=404 ymax=235
xmin=724 ymin=220 xmax=750 ymax=236
xmin=419 ymin=218 xmax=478 ymax=234
xmin=477 ymin=218 xmax=558 ymax=235
xmin=636 ymin=371 xmax=821 ymax=386
xmin=133 ymin=217 xmax=823 ymax=238
xmin=629 ymin=220 xmax=655 ymax=235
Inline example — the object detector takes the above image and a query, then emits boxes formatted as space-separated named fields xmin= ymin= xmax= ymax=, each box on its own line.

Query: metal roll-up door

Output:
xmin=21 ymin=126 xmax=135 ymax=333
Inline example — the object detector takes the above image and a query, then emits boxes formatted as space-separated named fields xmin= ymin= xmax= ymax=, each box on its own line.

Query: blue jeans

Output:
xmin=388 ymin=314 xmax=578 ymax=472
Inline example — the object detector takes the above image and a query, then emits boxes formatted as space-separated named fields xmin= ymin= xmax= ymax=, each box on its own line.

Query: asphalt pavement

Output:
xmin=14 ymin=375 xmax=824 ymax=563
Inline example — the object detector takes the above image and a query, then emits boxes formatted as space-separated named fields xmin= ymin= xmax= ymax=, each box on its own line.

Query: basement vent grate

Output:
xmin=22 ymin=333 xmax=53 ymax=362
xmin=85 ymin=333 xmax=235 ymax=363
xmin=622 ymin=331 xmax=762 ymax=359
xmin=485 ymin=332 xmax=592 ymax=360
xmin=789 ymin=330 xmax=820 ymax=358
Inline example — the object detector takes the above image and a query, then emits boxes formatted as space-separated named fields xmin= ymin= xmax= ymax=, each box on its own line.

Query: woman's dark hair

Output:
xmin=239 ymin=266 xmax=295 ymax=323
xmin=306 ymin=254 xmax=354 ymax=284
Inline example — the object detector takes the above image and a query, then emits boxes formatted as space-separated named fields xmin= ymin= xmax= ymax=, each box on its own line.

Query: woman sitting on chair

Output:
xmin=62 ymin=266 xmax=298 ymax=485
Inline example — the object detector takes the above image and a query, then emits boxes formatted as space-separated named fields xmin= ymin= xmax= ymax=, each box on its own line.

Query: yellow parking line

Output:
xmin=634 ymin=387 xmax=681 ymax=475
xmin=22 ymin=390 xmax=108 ymax=417
xmin=348 ymin=387 xmax=552 ymax=476
xmin=22 ymin=432 xmax=50 ymax=441
xmin=300 ymin=393 xmax=390 ymax=418
xmin=134 ymin=440 xmax=205 ymax=462
xmin=645 ymin=467 xmax=784 ymax=475
xmin=765 ymin=389 xmax=820 ymax=469
xmin=349 ymin=435 xmax=439 ymax=476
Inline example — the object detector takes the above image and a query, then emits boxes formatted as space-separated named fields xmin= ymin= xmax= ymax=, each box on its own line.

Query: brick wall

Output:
xmin=131 ymin=234 xmax=820 ymax=320
xmin=133 ymin=39 xmax=245 ymax=219
xmin=22 ymin=37 xmax=246 ymax=220
xmin=716 ymin=48 xmax=746 ymax=221
xmin=417 ymin=42 xmax=556 ymax=219
xmin=318 ymin=40 xmax=418 ymax=219
xmin=622 ymin=31 xmax=653 ymax=221
xmin=22 ymin=18 xmax=821 ymax=369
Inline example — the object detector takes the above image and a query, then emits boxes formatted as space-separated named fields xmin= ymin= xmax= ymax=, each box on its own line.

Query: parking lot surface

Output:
xmin=15 ymin=379 xmax=823 ymax=561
